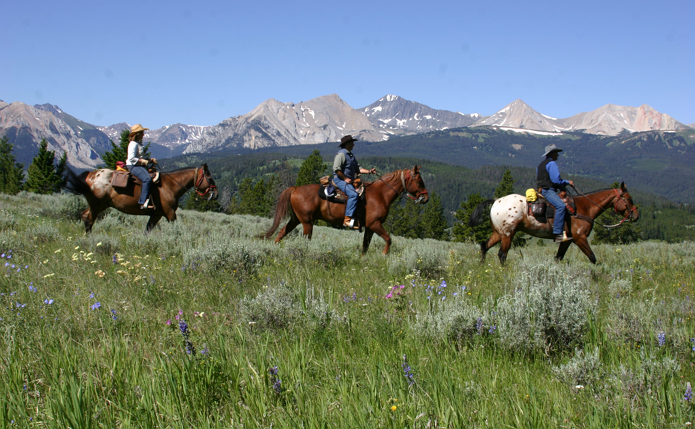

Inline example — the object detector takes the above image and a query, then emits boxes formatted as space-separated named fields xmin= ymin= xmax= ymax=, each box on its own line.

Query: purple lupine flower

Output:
xmin=685 ymin=382 xmax=692 ymax=402
xmin=112 ymin=255 xmax=118 ymax=264
xmin=28 ymin=285 xmax=37 ymax=293
xmin=44 ymin=299 xmax=54 ymax=305
xmin=89 ymin=292 xmax=95 ymax=299
xmin=657 ymin=332 xmax=666 ymax=347
xmin=91 ymin=302 xmax=101 ymax=310
xmin=111 ymin=309 xmax=117 ymax=320
xmin=476 ymin=317 xmax=483 ymax=335
xmin=402 ymin=354 xmax=415 ymax=386
xmin=268 ymin=366 xmax=282 ymax=394
xmin=489 ymin=325 xmax=497 ymax=334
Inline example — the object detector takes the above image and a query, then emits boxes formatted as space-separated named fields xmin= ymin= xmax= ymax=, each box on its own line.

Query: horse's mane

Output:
xmin=364 ymin=168 xmax=407 ymax=186
xmin=573 ymin=187 xmax=620 ymax=197
xmin=165 ymin=166 xmax=197 ymax=173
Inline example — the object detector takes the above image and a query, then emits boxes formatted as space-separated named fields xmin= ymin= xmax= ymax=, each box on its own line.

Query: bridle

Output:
xmin=605 ymin=188 xmax=638 ymax=228
xmin=572 ymin=186 xmax=637 ymax=228
xmin=194 ymin=167 xmax=217 ymax=200
xmin=399 ymin=169 xmax=428 ymax=203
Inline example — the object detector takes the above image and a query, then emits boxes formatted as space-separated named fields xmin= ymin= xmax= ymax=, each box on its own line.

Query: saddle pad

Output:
xmin=111 ymin=171 xmax=129 ymax=188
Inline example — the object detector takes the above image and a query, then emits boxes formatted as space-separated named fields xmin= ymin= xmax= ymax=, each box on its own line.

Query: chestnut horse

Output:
xmin=469 ymin=183 xmax=639 ymax=264
xmin=262 ymin=166 xmax=429 ymax=255
xmin=65 ymin=164 xmax=218 ymax=233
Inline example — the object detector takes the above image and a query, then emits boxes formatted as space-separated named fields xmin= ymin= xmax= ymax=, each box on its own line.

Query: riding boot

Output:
xmin=343 ymin=216 xmax=359 ymax=230
xmin=554 ymin=231 xmax=573 ymax=243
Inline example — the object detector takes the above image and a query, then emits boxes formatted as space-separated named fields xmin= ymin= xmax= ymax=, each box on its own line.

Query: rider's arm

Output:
xmin=546 ymin=161 xmax=569 ymax=187
xmin=126 ymin=142 xmax=141 ymax=166
xmin=333 ymin=153 xmax=346 ymax=176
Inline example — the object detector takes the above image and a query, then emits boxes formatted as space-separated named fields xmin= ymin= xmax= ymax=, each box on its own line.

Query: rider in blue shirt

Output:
xmin=333 ymin=135 xmax=376 ymax=229
xmin=537 ymin=144 xmax=575 ymax=243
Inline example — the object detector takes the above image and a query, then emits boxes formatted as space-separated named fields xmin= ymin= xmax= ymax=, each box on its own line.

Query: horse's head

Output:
xmin=194 ymin=163 xmax=218 ymax=201
xmin=614 ymin=182 xmax=639 ymax=222
xmin=403 ymin=165 xmax=429 ymax=204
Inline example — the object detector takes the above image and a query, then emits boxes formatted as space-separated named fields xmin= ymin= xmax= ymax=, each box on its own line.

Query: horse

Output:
xmin=469 ymin=182 xmax=639 ymax=264
xmin=65 ymin=164 xmax=218 ymax=233
xmin=261 ymin=166 xmax=430 ymax=255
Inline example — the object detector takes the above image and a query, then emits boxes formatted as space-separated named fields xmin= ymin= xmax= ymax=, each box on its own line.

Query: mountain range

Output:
xmin=0 ymin=95 xmax=691 ymax=168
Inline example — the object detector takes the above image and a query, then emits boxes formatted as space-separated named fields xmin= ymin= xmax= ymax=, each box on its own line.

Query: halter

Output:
xmin=400 ymin=169 xmax=428 ymax=203
xmin=194 ymin=167 xmax=217 ymax=200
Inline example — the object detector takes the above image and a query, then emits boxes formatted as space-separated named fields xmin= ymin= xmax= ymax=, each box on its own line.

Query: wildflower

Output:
xmin=91 ymin=302 xmax=101 ymax=310
xmin=489 ymin=325 xmax=497 ymax=334
xmin=269 ymin=366 xmax=282 ymax=394
xmin=402 ymin=354 xmax=415 ymax=386
xmin=179 ymin=320 xmax=195 ymax=355
xmin=685 ymin=382 xmax=693 ymax=402
xmin=111 ymin=309 xmax=117 ymax=320
xmin=28 ymin=285 xmax=37 ymax=293
xmin=657 ymin=332 xmax=666 ymax=347
xmin=391 ymin=405 xmax=397 ymax=411
xmin=89 ymin=292 xmax=95 ymax=299
xmin=112 ymin=255 xmax=118 ymax=264
xmin=201 ymin=347 xmax=209 ymax=356
xmin=691 ymin=338 xmax=695 ymax=352
xmin=44 ymin=299 xmax=54 ymax=305
xmin=166 ymin=319 xmax=171 ymax=325
xmin=476 ymin=317 xmax=483 ymax=335
xmin=440 ymin=280 xmax=447 ymax=288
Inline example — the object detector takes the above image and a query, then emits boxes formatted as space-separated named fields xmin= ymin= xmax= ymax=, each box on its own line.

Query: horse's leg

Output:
xmin=301 ymin=221 xmax=314 ymax=240
xmin=569 ymin=235 xmax=597 ymax=264
xmin=82 ymin=204 xmax=105 ymax=234
xmin=275 ymin=218 xmax=300 ymax=244
xmin=146 ymin=215 xmax=163 ymax=234
xmin=554 ymin=241 xmax=573 ymax=262
xmin=480 ymin=232 xmax=502 ymax=262
xmin=362 ymin=229 xmax=375 ymax=255
xmin=497 ymin=233 xmax=514 ymax=265
xmin=368 ymin=222 xmax=392 ymax=255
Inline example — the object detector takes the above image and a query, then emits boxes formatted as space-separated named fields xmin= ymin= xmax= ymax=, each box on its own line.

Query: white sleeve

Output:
xmin=126 ymin=142 xmax=140 ymax=166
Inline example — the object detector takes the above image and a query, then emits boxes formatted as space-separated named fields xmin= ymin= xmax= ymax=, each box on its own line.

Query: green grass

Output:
xmin=1 ymin=192 xmax=694 ymax=428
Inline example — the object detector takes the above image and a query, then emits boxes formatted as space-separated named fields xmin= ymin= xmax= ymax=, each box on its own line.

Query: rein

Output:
xmin=570 ymin=186 xmax=637 ymax=228
xmin=374 ymin=169 xmax=427 ymax=203
xmin=158 ymin=167 xmax=216 ymax=200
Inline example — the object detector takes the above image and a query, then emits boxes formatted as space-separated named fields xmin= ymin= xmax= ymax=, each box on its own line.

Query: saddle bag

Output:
xmin=111 ymin=171 xmax=129 ymax=188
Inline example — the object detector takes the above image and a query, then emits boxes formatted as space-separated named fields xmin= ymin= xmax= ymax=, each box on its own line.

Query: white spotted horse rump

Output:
xmin=490 ymin=194 xmax=527 ymax=237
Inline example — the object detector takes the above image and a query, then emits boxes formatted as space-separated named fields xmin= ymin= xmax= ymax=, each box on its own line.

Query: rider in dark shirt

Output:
xmin=537 ymin=144 xmax=575 ymax=243
xmin=332 ymin=135 xmax=376 ymax=229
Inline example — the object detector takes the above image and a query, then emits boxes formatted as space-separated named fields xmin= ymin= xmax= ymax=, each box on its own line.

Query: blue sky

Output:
xmin=3 ymin=0 xmax=693 ymax=128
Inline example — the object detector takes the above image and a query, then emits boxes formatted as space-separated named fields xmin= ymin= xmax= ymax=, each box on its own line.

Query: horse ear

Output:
xmin=413 ymin=165 xmax=420 ymax=173
xmin=203 ymin=163 xmax=209 ymax=171
xmin=620 ymin=181 xmax=626 ymax=191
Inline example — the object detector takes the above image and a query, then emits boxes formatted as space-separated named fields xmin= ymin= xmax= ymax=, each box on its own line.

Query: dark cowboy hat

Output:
xmin=339 ymin=135 xmax=358 ymax=148
xmin=542 ymin=144 xmax=563 ymax=157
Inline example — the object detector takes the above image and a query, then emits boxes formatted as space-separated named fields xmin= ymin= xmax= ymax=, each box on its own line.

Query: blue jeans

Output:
xmin=333 ymin=174 xmax=358 ymax=217
xmin=127 ymin=165 xmax=152 ymax=205
xmin=541 ymin=188 xmax=566 ymax=235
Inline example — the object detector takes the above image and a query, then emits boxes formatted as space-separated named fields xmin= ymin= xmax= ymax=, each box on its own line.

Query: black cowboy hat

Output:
xmin=339 ymin=135 xmax=358 ymax=148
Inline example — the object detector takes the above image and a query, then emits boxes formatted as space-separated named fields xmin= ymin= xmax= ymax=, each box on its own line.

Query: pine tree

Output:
xmin=295 ymin=150 xmax=326 ymax=187
xmin=0 ymin=136 xmax=24 ymax=195
xmin=227 ymin=177 xmax=276 ymax=217
xmin=494 ymin=169 xmax=515 ymax=199
xmin=420 ymin=193 xmax=449 ymax=240
xmin=386 ymin=197 xmax=422 ymax=238
xmin=101 ymin=129 xmax=151 ymax=169
xmin=452 ymin=193 xmax=491 ymax=243
xmin=24 ymin=140 xmax=63 ymax=194
xmin=184 ymin=189 xmax=222 ymax=212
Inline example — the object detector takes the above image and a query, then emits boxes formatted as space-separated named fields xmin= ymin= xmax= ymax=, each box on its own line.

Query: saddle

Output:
xmin=111 ymin=168 xmax=161 ymax=189
xmin=527 ymin=189 xmax=576 ymax=225
xmin=317 ymin=175 xmax=365 ymax=204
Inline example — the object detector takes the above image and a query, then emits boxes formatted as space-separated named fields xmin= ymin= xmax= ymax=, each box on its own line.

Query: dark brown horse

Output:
xmin=66 ymin=164 xmax=218 ymax=233
xmin=262 ymin=166 xmax=429 ymax=255
xmin=469 ymin=183 xmax=639 ymax=264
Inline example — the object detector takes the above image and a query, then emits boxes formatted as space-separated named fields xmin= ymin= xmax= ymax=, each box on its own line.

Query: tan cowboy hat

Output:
xmin=542 ymin=144 xmax=563 ymax=157
xmin=129 ymin=124 xmax=149 ymax=137
xmin=339 ymin=135 xmax=358 ymax=148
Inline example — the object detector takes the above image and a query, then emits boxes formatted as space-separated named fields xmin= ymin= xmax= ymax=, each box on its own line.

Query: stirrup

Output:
xmin=554 ymin=232 xmax=573 ymax=243
xmin=140 ymin=198 xmax=154 ymax=210
xmin=343 ymin=218 xmax=359 ymax=230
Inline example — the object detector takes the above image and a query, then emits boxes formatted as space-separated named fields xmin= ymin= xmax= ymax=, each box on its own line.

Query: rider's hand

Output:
xmin=151 ymin=158 xmax=158 ymax=164
xmin=345 ymin=177 xmax=352 ymax=184
xmin=370 ymin=168 xmax=377 ymax=174
xmin=569 ymin=180 xmax=575 ymax=187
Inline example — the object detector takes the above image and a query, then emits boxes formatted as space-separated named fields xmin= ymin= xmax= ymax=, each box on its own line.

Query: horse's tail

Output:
xmin=64 ymin=167 xmax=92 ymax=196
xmin=469 ymin=199 xmax=496 ymax=226
xmin=259 ymin=186 xmax=296 ymax=239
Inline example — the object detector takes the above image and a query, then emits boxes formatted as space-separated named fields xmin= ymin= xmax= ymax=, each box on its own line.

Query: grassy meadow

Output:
xmin=1 ymin=192 xmax=695 ymax=428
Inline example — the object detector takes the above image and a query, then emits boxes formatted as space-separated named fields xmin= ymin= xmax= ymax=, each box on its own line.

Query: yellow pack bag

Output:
xmin=525 ymin=188 xmax=537 ymax=202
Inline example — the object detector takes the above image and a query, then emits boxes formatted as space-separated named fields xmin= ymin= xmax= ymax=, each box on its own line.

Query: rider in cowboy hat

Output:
xmin=332 ymin=135 xmax=376 ymax=229
xmin=125 ymin=124 xmax=158 ymax=209
xmin=537 ymin=144 xmax=575 ymax=243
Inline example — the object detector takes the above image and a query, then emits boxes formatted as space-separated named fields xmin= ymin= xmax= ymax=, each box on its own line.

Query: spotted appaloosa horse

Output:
xmin=66 ymin=164 xmax=218 ymax=233
xmin=261 ymin=166 xmax=429 ymax=255
xmin=469 ymin=183 xmax=639 ymax=264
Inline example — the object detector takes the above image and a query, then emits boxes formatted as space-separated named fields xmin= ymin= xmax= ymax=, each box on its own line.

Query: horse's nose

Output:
xmin=631 ymin=210 xmax=640 ymax=222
